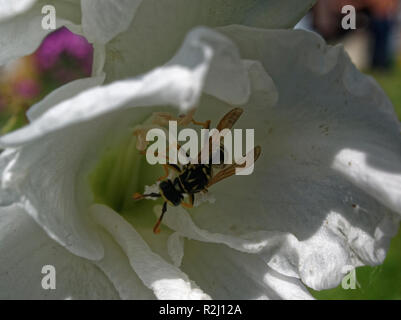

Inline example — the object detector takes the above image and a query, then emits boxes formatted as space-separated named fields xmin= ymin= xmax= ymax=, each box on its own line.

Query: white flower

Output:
xmin=1 ymin=1 xmax=400 ymax=300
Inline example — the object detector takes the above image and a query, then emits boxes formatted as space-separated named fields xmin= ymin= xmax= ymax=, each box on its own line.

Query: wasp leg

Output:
xmin=181 ymin=194 xmax=194 ymax=209
xmin=133 ymin=192 xmax=144 ymax=200
xmin=191 ymin=118 xmax=211 ymax=129
xmin=133 ymin=192 xmax=161 ymax=200
xmin=153 ymin=202 xmax=168 ymax=234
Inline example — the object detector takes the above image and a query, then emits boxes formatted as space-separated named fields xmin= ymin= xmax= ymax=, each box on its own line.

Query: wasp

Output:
xmin=133 ymin=108 xmax=261 ymax=234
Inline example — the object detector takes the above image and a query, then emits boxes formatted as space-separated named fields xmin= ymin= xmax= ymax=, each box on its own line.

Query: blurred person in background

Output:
xmin=313 ymin=0 xmax=399 ymax=70
xmin=368 ymin=0 xmax=399 ymax=68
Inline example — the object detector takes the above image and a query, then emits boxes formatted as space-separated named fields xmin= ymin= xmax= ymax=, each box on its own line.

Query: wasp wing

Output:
xmin=206 ymin=165 xmax=237 ymax=188
xmin=207 ymin=146 xmax=261 ymax=187
xmin=198 ymin=108 xmax=244 ymax=163
xmin=216 ymin=107 xmax=244 ymax=131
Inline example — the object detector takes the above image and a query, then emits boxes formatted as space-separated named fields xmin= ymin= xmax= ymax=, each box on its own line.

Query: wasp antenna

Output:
xmin=153 ymin=202 xmax=168 ymax=234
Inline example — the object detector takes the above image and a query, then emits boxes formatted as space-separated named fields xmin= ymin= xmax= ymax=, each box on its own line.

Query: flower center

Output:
xmin=89 ymin=119 xmax=165 ymax=228
xmin=88 ymin=109 xmax=215 ymax=231
xmin=89 ymin=107 xmax=256 ymax=233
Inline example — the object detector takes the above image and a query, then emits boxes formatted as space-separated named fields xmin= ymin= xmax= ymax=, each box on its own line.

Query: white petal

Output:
xmin=244 ymin=0 xmax=316 ymax=29
xmin=0 ymin=205 xmax=118 ymax=299
xmin=163 ymin=205 xmax=292 ymax=256
xmin=0 ymin=149 xmax=20 ymax=206
xmin=167 ymin=232 xmax=185 ymax=267
xmin=91 ymin=204 xmax=211 ymax=300
xmin=0 ymin=0 xmax=36 ymax=21
xmin=243 ymin=59 xmax=278 ymax=107
xmin=181 ymin=240 xmax=313 ymax=300
xmin=162 ymin=205 xmax=350 ymax=288
xmin=27 ymin=74 xmax=105 ymax=122
xmin=333 ymin=149 xmax=401 ymax=217
xmin=0 ymin=134 xmax=106 ymax=260
xmin=94 ymin=229 xmax=155 ymax=300
xmin=99 ymin=0 xmax=317 ymax=81
xmin=82 ymin=0 xmax=143 ymax=44
xmin=82 ymin=0 xmax=316 ymax=45
xmin=0 ymin=1 xmax=81 ymax=66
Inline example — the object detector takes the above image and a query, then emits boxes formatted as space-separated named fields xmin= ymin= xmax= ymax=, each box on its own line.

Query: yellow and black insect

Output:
xmin=133 ymin=108 xmax=261 ymax=234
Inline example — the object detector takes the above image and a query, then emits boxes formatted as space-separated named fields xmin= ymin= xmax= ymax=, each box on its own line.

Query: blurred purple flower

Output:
xmin=35 ymin=27 xmax=93 ymax=82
